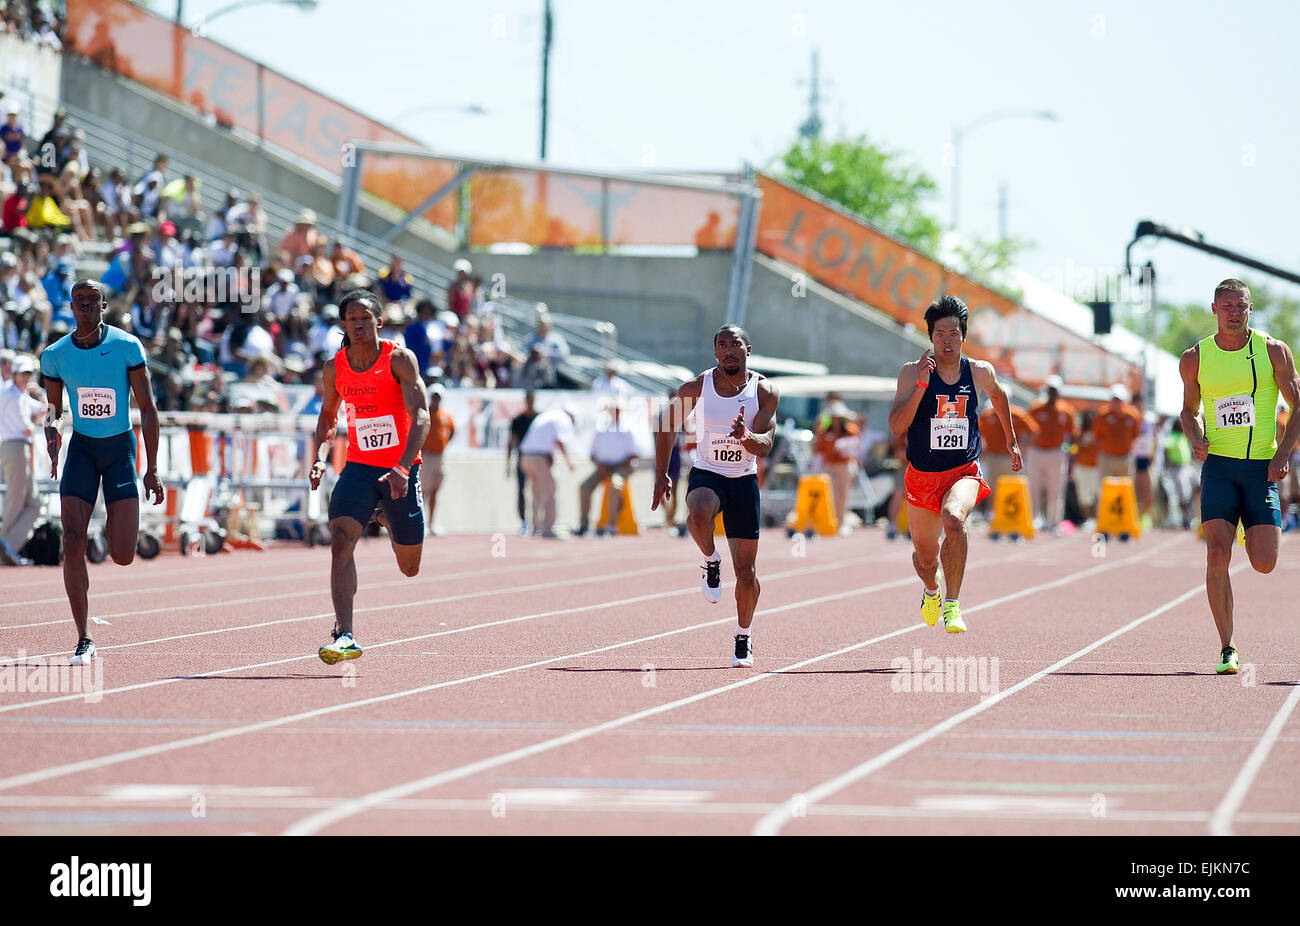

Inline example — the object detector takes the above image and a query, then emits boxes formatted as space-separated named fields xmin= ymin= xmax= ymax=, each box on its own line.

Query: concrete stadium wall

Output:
xmin=62 ymin=59 xmax=932 ymax=382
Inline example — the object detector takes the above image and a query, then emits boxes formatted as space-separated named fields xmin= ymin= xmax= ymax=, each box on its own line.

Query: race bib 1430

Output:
xmin=1214 ymin=395 xmax=1254 ymax=429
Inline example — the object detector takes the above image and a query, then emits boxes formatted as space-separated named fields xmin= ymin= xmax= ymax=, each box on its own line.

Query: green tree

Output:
xmin=775 ymin=134 xmax=944 ymax=254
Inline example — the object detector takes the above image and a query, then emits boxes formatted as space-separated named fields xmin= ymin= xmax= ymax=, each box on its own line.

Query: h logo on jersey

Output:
xmin=934 ymin=395 xmax=969 ymax=418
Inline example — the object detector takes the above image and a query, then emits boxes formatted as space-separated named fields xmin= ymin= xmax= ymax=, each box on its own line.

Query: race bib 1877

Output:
xmin=355 ymin=415 xmax=399 ymax=451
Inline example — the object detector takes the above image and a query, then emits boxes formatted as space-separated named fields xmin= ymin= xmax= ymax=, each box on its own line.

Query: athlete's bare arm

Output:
xmin=970 ymin=360 xmax=1022 ymax=472
xmin=128 ymin=365 xmax=165 ymax=505
xmin=888 ymin=349 xmax=934 ymax=438
xmin=309 ymin=358 xmax=340 ymax=490
xmin=1267 ymin=336 xmax=1300 ymax=482
xmin=382 ymin=347 xmax=431 ymax=500
xmin=652 ymin=374 xmax=703 ymax=512
xmin=1179 ymin=345 xmax=1208 ymax=461
xmin=731 ymin=376 xmax=779 ymax=457
xmin=43 ymin=378 xmax=64 ymax=478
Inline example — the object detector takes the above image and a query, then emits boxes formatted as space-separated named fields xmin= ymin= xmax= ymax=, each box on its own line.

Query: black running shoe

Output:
xmin=71 ymin=637 xmax=96 ymax=666
xmin=701 ymin=559 xmax=722 ymax=604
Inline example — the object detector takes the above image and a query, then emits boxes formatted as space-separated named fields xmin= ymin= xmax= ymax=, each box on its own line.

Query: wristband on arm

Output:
xmin=392 ymin=464 xmax=409 ymax=478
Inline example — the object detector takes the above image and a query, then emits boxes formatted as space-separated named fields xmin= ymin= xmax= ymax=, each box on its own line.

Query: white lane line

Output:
xmin=0 ymin=543 xmax=508 ymax=604
xmin=1208 ymin=675 xmax=1300 ymax=836
xmin=279 ymin=541 xmax=1169 ymax=835
xmin=0 ymin=547 xmax=680 ymax=632
xmin=0 ymin=567 xmax=925 ymax=796
xmin=752 ymin=549 xmax=1240 ymax=836
xmin=0 ymin=554 xmax=876 ymax=714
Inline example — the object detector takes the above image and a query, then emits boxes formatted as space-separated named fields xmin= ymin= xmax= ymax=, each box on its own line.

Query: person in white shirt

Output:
xmin=591 ymin=360 xmax=632 ymax=398
xmin=575 ymin=403 xmax=638 ymax=536
xmin=266 ymin=269 xmax=300 ymax=321
xmin=0 ymin=355 xmax=45 ymax=563
xmin=309 ymin=303 xmax=344 ymax=358
xmin=518 ymin=405 xmax=576 ymax=538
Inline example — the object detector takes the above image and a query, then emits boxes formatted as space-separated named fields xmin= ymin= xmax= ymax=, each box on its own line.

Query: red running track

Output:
xmin=0 ymin=528 xmax=1296 ymax=836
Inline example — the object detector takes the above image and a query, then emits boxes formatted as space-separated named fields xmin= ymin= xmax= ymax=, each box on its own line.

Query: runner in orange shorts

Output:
xmin=887 ymin=295 xmax=1024 ymax=632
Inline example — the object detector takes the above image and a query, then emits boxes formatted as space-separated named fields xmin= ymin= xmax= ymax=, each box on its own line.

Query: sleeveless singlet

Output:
xmin=905 ymin=357 xmax=982 ymax=472
xmin=692 ymin=368 xmax=760 ymax=478
xmin=1199 ymin=329 xmax=1278 ymax=460
xmin=334 ymin=340 xmax=422 ymax=469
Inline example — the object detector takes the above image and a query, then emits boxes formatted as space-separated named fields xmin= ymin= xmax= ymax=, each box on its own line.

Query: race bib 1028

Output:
xmin=76 ymin=387 xmax=116 ymax=420
xmin=703 ymin=430 xmax=751 ymax=466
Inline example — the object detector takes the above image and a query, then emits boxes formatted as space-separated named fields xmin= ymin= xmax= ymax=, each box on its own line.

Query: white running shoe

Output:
xmin=732 ymin=634 xmax=753 ymax=668
xmin=701 ymin=558 xmax=722 ymax=604
xmin=70 ymin=637 xmax=96 ymax=666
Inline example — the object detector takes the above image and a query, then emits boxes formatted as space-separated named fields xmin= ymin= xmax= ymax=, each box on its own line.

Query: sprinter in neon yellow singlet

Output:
xmin=1179 ymin=279 xmax=1300 ymax=674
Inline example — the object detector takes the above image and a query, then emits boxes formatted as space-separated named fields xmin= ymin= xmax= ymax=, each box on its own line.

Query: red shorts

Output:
xmin=904 ymin=461 xmax=991 ymax=514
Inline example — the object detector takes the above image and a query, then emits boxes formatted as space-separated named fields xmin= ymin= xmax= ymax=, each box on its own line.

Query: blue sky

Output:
xmin=182 ymin=0 xmax=1300 ymax=312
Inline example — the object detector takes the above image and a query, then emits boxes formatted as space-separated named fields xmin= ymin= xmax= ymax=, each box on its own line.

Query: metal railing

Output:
xmin=63 ymin=101 xmax=688 ymax=394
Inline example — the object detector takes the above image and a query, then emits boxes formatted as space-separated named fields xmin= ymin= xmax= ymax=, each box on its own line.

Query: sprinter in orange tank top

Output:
xmin=309 ymin=290 xmax=431 ymax=665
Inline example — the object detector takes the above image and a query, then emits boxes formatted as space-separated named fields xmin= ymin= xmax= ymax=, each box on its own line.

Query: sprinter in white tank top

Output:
xmin=652 ymin=325 xmax=780 ymax=668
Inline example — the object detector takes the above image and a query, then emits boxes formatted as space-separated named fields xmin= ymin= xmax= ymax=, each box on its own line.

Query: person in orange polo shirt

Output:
xmin=1025 ymin=375 xmax=1077 ymax=532
xmin=979 ymin=400 xmax=1038 ymax=493
xmin=813 ymin=400 xmax=861 ymax=536
xmin=1094 ymin=383 xmax=1143 ymax=479
xmin=1072 ymin=409 xmax=1102 ymax=521
xmin=421 ymin=383 xmax=456 ymax=535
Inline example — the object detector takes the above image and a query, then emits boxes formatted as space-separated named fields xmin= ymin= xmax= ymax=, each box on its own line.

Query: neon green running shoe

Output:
xmin=1216 ymin=646 xmax=1239 ymax=675
xmin=1235 ymin=521 xmax=1246 ymax=548
xmin=319 ymin=630 xmax=363 ymax=665
xmin=921 ymin=589 xmax=942 ymax=627
xmin=943 ymin=600 xmax=967 ymax=634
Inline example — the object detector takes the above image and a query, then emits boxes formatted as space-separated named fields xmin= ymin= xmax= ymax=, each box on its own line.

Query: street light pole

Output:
xmin=951 ymin=107 xmax=1057 ymax=232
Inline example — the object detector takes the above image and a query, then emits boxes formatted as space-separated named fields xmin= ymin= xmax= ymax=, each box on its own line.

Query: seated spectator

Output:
xmin=1 ymin=179 xmax=28 ymax=233
xmin=279 ymin=208 xmax=323 ymax=264
xmin=97 ymin=167 xmax=131 ymax=238
xmin=522 ymin=307 xmax=569 ymax=368
xmin=447 ymin=258 xmax=475 ymax=319
xmin=25 ymin=173 xmax=71 ymax=230
xmin=380 ymin=305 xmax=408 ymax=348
xmin=58 ymin=129 xmax=89 ymax=181
xmin=330 ymin=239 xmax=365 ymax=280
xmin=266 ymin=268 xmax=300 ymax=321
xmin=224 ymin=191 xmax=266 ymax=261
xmin=55 ymin=164 xmax=95 ymax=240
xmin=378 ymin=255 xmax=412 ymax=307
xmin=207 ymin=188 xmax=240 ymax=243
xmin=519 ymin=344 xmax=556 ymax=390
xmin=1 ymin=104 xmax=24 ymax=159
xmin=476 ymin=312 xmax=517 ymax=387
xmin=591 ymin=359 xmax=631 ymax=397
xmin=162 ymin=173 xmax=205 ymax=240
xmin=133 ymin=154 xmax=167 ymax=217
xmin=404 ymin=298 xmax=442 ymax=377
xmin=309 ymin=302 xmax=344 ymax=359
xmin=303 ymin=238 xmax=335 ymax=302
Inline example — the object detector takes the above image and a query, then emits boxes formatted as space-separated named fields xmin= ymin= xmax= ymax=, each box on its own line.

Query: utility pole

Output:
xmin=797 ymin=48 xmax=823 ymax=140
xmin=998 ymin=180 xmax=1008 ymax=241
xmin=540 ymin=0 xmax=553 ymax=160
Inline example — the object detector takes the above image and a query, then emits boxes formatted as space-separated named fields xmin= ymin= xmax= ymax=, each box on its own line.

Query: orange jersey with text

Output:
xmin=334 ymin=340 xmax=421 ymax=469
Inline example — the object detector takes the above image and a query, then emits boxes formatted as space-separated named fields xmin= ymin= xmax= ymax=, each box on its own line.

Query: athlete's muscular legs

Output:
xmin=1244 ymin=524 xmax=1279 ymax=575
xmin=938 ymin=478 xmax=983 ymax=601
xmin=1203 ymin=519 xmax=1236 ymax=649
xmin=60 ymin=497 xmax=93 ymax=640
xmin=728 ymin=538 xmax=760 ymax=630
xmin=105 ymin=497 xmax=139 ymax=566
xmin=329 ymin=516 xmax=363 ymax=636
xmin=908 ymin=504 xmax=943 ymax=592
xmin=685 ymin=487 xmax=721 ymax=558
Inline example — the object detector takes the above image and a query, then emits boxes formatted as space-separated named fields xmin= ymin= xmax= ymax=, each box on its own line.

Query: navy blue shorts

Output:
xmin=61 ymin=430 xmax=138 ymax=506
xmin=1201 ymin=454 xmax=1281 ymax=529
xmin=688 ymin=468 xmax=760 ymax=540
xmin=329 ymin=460 xmax=425 ymax=545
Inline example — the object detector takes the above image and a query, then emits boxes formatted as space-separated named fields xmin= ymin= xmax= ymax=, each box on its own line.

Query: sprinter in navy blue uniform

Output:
xmin=888 ymin=296 xmax=1023 ymax=634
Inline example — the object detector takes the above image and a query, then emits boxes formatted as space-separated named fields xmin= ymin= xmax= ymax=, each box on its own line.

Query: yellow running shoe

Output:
xmin=921 ymin=589 xmax=942 ymax=627
xmin=1235 ymin=521 xmax=1246 ymax=548
xmin=319 ymin=630 xmax=363 ymax=665
xmin=943 ymin=600 xmax=967 ymax=634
